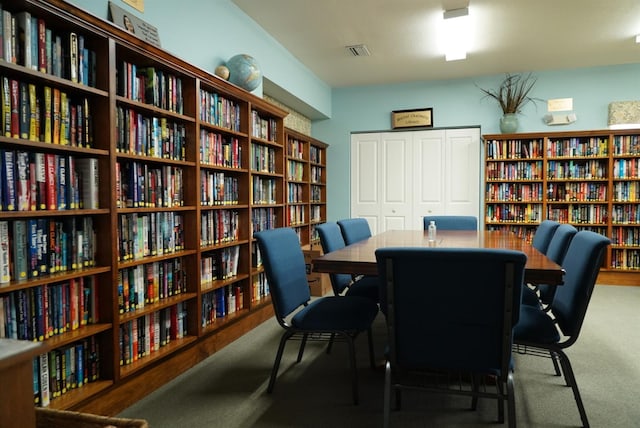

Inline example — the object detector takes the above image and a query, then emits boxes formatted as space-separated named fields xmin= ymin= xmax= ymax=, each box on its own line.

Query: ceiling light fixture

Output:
xmin=443 ymin=7 xmax=469 ymax=61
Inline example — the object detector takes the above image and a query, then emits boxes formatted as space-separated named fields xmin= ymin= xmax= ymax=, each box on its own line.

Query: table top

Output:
xmin=312 ymin=229 xmax=564 ymax=285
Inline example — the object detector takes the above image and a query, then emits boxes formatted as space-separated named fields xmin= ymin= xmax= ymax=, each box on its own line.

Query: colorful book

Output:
xmin=2 ymin=149 xmax=16 ymax=211
xmin=0 ymin=221 xmax=10 ymax=283
xmin=12 ymin=220 xmax=28 ymax=281
xmin=15 ymin=151 xmax=30 ymax=211
xmin=18 ymin=81 xmax=29 ymax=139
xmin=15 ymin=11 xmax=32 ymax=69
xmin=76 ymin=157 xmax=99 ymax=209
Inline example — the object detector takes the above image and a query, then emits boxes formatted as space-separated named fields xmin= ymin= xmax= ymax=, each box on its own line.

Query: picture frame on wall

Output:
xmin=391 ymin=108 xmax=433 ymax=129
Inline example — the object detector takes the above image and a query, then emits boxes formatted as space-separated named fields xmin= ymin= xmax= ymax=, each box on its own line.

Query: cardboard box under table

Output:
xmin=303 ymin=249 xmax=332 ymax=296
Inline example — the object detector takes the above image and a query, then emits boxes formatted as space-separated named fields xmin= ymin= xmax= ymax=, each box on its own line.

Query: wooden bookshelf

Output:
xmin=483 ymin=130 xmax=640 ymax=286
xmin=0 ymin=0 xmax=289 ymax=416
xmin=284 ymin=127 xmax=328 ymax=250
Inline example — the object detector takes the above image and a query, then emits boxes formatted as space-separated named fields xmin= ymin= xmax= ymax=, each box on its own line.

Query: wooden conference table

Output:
xmin=312 ymin=229 xmax=564 ymax=286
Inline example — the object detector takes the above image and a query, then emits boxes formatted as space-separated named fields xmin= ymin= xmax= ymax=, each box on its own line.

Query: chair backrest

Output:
xmin=315 ymin=222 xmax=354 ymax=295
xmin=531 ymin=220 xmax=560 ymax=254
xmin=545 ymin=223 xmax=578 ymax=265
xmin=254 ymin=228 xmax=311 ymax=322
xmin=337 ymin=218 xmax=372 ymax=245
xmin=422 ymin=215 xmax=478 ymax=231
xmin=376 ymin=247 xmax=526 ymax=374
xmin=550 ymin=230 xmax=610 ymax=341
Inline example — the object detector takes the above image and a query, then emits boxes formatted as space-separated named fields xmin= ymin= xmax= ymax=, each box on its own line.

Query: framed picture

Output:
xmin=391 ymin=108 xmax=433 ymax=129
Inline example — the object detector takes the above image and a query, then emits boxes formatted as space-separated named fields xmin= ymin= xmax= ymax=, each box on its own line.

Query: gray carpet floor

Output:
xmin=118 ymin=284 xmax=640 ymax=427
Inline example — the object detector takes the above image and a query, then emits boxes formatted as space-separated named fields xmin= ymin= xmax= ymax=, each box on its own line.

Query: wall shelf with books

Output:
xmin=483 ymin=129 xmax=640 ymax=286
xmin=2 ymin=0 xmax=289 ymax=417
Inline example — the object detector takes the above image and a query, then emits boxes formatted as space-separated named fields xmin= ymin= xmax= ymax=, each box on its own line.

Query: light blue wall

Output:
xmin=65 ymin=0 xmax=332 ymax=118
xmin=313 ymin=64 xmax=640 ymax=221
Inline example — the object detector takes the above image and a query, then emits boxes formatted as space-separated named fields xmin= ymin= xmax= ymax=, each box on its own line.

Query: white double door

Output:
xmin=350 ymin=128 xmax=481 ymax=234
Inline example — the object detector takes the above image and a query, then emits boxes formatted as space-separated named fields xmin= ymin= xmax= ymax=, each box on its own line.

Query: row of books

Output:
xmin=487 ymin=224 xmax=537 ymax=243
xmin=2 ymin=7 xmax=97 ymax=86
xmin=287 ymin=159 xmax=305 ymax=181
xmin=613 ymin=135 xmax=640 ymax=155
xmin=251 ymin=176 xmax=277 ymax=205
xmin=201 ymin=245 xmax=240 ymax=283
xmin=547 ymin=137 xmax=609 ymax=158
xmin=116 ymin=161 xmax=184 ymax=209
xmin=547 ymin=160 xmax=608 ymax=180
xmin=201 ymin=285 xmax=243 ymax=327
xmin=1 ymin=150 xmax=98 ymax=212
xmin=485 ymin=139 xmax=544 ymax=160
xmin=309 ymin=145 xmax=323 ymax=164
xmin=250 ymin=143 xmax=277 ymax=173
xmin=287 ymin=205 xmax=305 ymax=226
xmin=117 ymin=212 xmax=184 ymax=262
xmin=288 ymin=182 xmax=305 ymax=203
xmin=0 ymin=276 xmax=98 ymax=341
xmin=310 ymin=165 xmax=323 ymax=183
xmin=33 ymin=337 xmax=100 ymax=407
xmin=611 ymin=226 xmax=640 ymax=247
xmin=251 ymin=207 xmax=277 ymax=234
xmin=613 ymin=182 xmax=640 ymax=202
xmin=251 ymin=271 xmax=269 ymax=303
xmin=311 ymin=184 xmax=323 ymax=202
xmin=115 ymin=106 xmax=187 ymax=160
xmin=547 ymin=204 xmax=609 ymax=224
xmin=117 ymin=259 xmax=186 ymax=314
xmin=119 ymin=303 xmax=187 ymax=366
xmin=251 ymin=110 xmax=278 ymax=142
xmin=2 ymin=77 xmax=93 ymax=147
xmin=287 ymin=137 xmax=304 ymax=159
xmin=117 ymin=62 xmax=183 ymax=114
xmin=199 ymin=88 xmax=241 ymax=132
xmin=610 ymin=249 xmax=640 ymax=270
xmin=547 ymin=182 xmax=608 ymax=202
xmin=310 ymin=205 xmax=322 ymax=222
xmin=486 ymin=182 xmax=543 ymax=202
xmin=200 ymin=209 xmax=240 ymax=247
xmin=613 ymin=158 xmax=640 ymax=179
xmin=0 ymin=217 xmax=95 ymax=284
xmin=485 ymin=204 xmax=542 ymax=223
xmin=200 ymin=171 xmax=239 ymax=205
xmin=199 ymin=130 xmax=242 ymax=168
xmin=485 ymin=160 xmax=543 ymax=181
xmin=611 ymin=205 xmax=640 ymax=225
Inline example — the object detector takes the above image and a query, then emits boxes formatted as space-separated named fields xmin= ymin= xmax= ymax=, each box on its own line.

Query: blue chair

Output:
xmin=531 ymin=219 xmax=561 ymax=254
xmin=376 ymin=247 xmax=526 ymax=428
xmin=422 ymin=215 xmax=478 ymax=231
xmin=337 ymin=218 xmax=372 ymax=245
xmin=514 ymin=230 xmax=610 ymax=428
xmin=254 ymin=227 xmax=379 ymax=404
xmin=522 ymin=223 xmax=578 ymax=307
xmin=315 ymin=222 xmax=379 ymax=302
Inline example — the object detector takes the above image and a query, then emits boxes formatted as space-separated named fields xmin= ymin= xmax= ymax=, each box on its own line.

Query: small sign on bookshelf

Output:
xmin=391 ymin=108 xmax=433 ymax=129
xmin=108 ymin=1 xmax=161 ymax=47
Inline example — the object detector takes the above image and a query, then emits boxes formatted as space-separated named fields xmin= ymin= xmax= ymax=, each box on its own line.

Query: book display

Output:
xmin=0 ymin=0 xmax=292 ymax=416
xmin=484 ymin=130 xmax=640 ymax=285
xmin=284 ymin=127 xmax=327 ymax=249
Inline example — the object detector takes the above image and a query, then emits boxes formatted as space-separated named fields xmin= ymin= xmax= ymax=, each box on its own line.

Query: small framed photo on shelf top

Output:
xmin=391 ymin=108 xmax=433 ymax=129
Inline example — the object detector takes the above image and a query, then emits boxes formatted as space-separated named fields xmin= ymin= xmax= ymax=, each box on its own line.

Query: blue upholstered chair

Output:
xmin=522 ymin=223 xmax=578 ymax=307
xmin=376 ymin=247 xmax=526 ymax=428
xmin=254 ymin=227 xmax=379 ymax=404
xmin=531 ymin=219 xmax=561 ymax=254
xmin=315 ymin=222 xmax=379 ymax=302
xmin=422 ymin=215 xmax=478 ymax=231
xmin=514 ymin=230 xmax=610 ymax=428
xmin=337 ymin=218 xmax=372 ymax=245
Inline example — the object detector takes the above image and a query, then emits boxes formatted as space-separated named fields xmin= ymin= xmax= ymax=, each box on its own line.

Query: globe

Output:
xmin=226 ymin=54 xmax=262 ymax=92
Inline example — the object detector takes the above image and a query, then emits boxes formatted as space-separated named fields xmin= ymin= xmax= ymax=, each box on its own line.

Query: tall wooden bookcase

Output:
xmin=284 ymin=127 xmax=328 ymax=250
xmin=483 ymin=130 xmax=640 ymax=286
xmin=0 ymin=0 xmax=290 ymax=416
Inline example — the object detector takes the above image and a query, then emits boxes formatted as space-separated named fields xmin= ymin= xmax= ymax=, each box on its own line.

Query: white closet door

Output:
xmin=444 ymin=128 xmax=480 ymax=215
xmin=380 ymin=132 xmax=413 ymax=232
xmin=350 ymin=133 xmax=380 ymax=233
xmin=412 ymin=130 xmax=446 ymax=228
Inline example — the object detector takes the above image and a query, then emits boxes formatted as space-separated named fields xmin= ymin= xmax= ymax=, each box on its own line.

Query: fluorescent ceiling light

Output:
xmin=443 ymin=7 xmax=469 ymax=61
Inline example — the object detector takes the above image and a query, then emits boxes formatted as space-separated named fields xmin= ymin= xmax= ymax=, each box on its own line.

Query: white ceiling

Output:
xmin=231 ymin=0 xmax=640 ymax=88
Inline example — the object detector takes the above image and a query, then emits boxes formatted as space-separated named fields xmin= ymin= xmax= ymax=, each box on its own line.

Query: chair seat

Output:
xmin=292 ymin=296 xmax=379 ymax=331
xmin=345 ymin=275 xmax=379 ymax=301
xmin=514 ymin=305 xmax=560 ymax=343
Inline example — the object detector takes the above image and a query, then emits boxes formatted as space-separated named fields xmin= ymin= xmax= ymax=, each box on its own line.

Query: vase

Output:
xmin=500 ymin=113 xmax=519 ymax=133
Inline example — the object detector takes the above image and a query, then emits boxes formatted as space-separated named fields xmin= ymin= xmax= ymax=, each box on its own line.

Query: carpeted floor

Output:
xmin=118 ymin=284 xmax=640 ymax=427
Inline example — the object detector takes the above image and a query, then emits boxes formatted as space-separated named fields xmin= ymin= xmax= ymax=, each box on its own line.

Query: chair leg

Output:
xmin=507 ymin=372 xmax=517 ymax=428
xmin=297 ymin=333 xmax=308 ymax=362
xmin=383 ymin=361 xmax=391 ymax=428
xmin=470 ymin=374 xmax=480 ymax=411
xmin=550 ymin=350 xmax=562 ymax=377
xmin=556 ymin=349 xmax=590 ymax=428
xmin=496 ymin=377 xmax=505 ymax=423
xmin=344 ymin=333 xmax=359 ymax=405
xmin=268 ymin=331 xmax=294 ymax=393
xmin=367 ymin=328 xmax=376 ymax=369
xmin=327 ymin=332 xmax=335 ymax=354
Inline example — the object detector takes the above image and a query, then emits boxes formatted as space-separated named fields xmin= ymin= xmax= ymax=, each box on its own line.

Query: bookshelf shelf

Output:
xmin=484 ymin=129 xmax=640 ymax=285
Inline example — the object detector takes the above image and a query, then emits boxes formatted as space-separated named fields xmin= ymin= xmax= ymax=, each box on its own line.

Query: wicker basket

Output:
xmin=35 ymin=407 xmax=149 ymax=428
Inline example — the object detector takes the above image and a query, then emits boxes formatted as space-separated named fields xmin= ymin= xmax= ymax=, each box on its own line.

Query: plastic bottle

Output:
xmin=428 ymin=220 xmax=437 ymax=242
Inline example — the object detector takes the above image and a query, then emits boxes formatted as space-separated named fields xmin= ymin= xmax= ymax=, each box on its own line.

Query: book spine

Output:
xmin=39 ymin=352 xmax=50 ymax=407
xmin=10 ymin=78 xmax=19 ymax=138
xmin=19 ymin=81 xmax=29 ymax=139
xmin=3 ymin=149 xmax=17 ymax=211
xmin=16 ymin=150 xmax=30 ymax=211
xmin=11 ymin=220 xmax=28 ymax=281
xmin=45 ymin=153 xmax=57 ymax=210
xmin=0 ymin=221 xmax=10 ymax=283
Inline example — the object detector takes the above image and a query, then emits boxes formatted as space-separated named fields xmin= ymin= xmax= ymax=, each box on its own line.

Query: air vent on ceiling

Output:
xmin=345 ymin=44 xmax=371 ymax=57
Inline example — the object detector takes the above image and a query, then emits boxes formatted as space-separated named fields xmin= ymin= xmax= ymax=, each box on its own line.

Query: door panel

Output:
xmin=413 ymin=130 xmax=445 ymax=227
xmin=380 ymin=133 xmax=412 ymax=232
